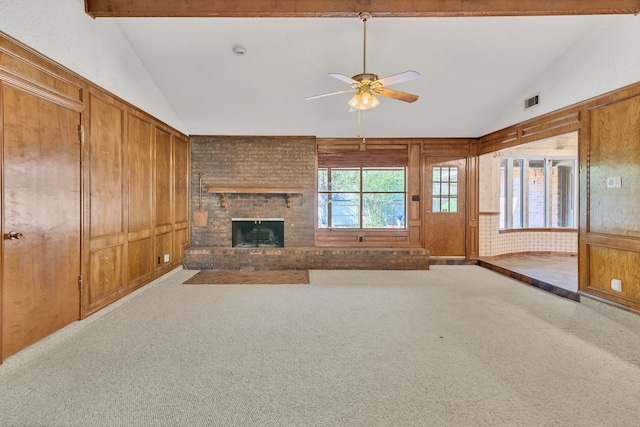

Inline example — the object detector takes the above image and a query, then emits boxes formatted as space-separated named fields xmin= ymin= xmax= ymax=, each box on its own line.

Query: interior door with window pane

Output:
xmin=423 ymin=157 xmax=466 ymax=256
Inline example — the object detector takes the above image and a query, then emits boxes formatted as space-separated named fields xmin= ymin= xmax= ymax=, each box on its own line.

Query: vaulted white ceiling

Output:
xmin=113 ymin=15 xmax=626 ymax=138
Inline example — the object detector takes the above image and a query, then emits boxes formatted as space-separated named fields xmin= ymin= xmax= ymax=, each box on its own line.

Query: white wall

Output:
xmin=0 ymin=0 xmax=186 ymax=133
xmin=483 ymin=14 xmax=640 ymax=135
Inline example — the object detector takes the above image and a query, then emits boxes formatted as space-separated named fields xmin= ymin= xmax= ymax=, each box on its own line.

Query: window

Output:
xmin=500 ymin=157 xmax=576 ymax=229
xmin=318 ymin=167 xmax=406 ymax=229
xmin=432 ymin=167 xmax=458 ymax=213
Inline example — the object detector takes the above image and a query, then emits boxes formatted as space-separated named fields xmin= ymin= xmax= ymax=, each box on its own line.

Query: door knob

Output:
xmin=3 ymin=231 xmax=24 ymax=240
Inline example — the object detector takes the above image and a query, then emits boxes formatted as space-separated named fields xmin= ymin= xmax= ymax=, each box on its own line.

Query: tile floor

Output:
xmin=478 ymin=253 xmax=578 ymax=299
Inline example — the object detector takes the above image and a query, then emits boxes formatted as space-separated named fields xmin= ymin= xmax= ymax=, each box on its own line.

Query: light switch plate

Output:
xmin=607 ymin=176 xmax=621 ymax=188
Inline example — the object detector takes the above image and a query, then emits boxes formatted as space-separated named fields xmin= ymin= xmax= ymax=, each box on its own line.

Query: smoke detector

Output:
xmin=232 ymin=44 xmax=247 ymax=55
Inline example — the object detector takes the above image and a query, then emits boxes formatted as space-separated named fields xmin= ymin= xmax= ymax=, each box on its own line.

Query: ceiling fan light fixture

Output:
xmin=348 ymin=90 xmax=380 ymax=110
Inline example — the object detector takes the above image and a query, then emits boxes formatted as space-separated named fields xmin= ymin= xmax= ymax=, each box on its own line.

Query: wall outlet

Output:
xmin=611 ymin=278 xmax=622 ymax=292
xmin=164 ymin=254 xmax=170 ymax=263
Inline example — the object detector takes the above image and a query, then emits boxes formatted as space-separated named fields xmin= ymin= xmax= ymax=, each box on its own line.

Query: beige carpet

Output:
xmin=183 ymin=270 xmax=309 ymax=285
xmin=1 ymin=267 xmax=640 ymax=426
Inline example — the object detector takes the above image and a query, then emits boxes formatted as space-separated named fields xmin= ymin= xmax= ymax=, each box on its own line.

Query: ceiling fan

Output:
xmin=305 ymin=11 xmax=420 ymax=111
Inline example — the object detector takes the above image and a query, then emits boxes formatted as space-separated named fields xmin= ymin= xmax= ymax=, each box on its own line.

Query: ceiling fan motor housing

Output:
xmin=352 ymin=73 xmax=379 ymax=83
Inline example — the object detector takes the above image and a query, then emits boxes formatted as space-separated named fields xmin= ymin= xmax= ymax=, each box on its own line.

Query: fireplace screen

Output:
xmin=232 ymin=218 xmax=284 ymax=247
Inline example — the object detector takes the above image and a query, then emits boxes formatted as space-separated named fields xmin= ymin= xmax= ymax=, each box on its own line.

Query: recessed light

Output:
xmin=232 ymin=44 xmax=247 ymax=55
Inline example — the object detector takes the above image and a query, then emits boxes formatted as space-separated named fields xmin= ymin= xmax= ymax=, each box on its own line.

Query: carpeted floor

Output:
xmin=184 ymin=269 xmax=310 ymax=285
xmin=1 ymin=266 xmax=639 ymax=426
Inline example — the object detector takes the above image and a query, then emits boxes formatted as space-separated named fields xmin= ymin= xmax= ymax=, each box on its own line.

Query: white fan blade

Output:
xmin=375 ymin=70 xmax=420 ymax=87
xmin=329 ymin=73 xmax=359 ymax=85
xmin=305 ymin=88 xmax=357 ymax=101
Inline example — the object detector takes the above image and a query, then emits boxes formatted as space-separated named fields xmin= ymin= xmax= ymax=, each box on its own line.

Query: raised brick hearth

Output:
xmin=183 ymin=247 xmax=430 ymax=271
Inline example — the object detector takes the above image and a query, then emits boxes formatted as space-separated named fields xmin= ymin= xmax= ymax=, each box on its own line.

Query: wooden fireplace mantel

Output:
xmin=207 ymin=185 xmax=304 ymax=208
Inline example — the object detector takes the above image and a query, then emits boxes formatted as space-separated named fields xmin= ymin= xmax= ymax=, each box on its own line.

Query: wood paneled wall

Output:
xmin=316 ymin=138 xmax=478 ymax=256
xmin=582 ymin=92 xmax=640 ymax=311
xmin=480 ymin=80 xmax=640 ymax=313
xmin=0 ymin=32 xmax=190 ymax=332
xmin=84 ymin=87 xmax=189 ymax=316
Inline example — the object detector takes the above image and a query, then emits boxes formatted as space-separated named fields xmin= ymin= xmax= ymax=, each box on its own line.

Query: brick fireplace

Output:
xmin=185 ymin=135 xmax=429 ymax=271
xmin=189 ymin=136 xmax=316 ymax=248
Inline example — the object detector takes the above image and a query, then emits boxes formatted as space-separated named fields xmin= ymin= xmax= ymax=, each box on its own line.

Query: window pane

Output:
xmin=433 ymin=167 xmax=441 ymax=181
xmin=450 ymin=183 xmax=458 ymax=196
xmin=362 ymin=168 xmax=404 ymax=192
xmin=433 ymin=183 xmax=441 ymax=196
xmin=318 ymin=169 xmax=328 ymax=191
xmin=500 ymin=159 xmax=507 ymax=228
xmin=317 ymin=167 xmax=407 ymax=230
xmin=528 ymin=160 xmax=545 ymax=227
xmin=330 ymin=193 xmax=360 ymax=228
xmin=317 ymin=194 xmax=329 ymax=228
xmin=449 ymin=198 xmax=458 ymax=213
xmin=512 ymin=159 xmax=523 ymax=228
xmin=432 ymin=198 xmax=441 ymax=212
xmin=551 ymin=160 xmax=575 ymax=227
xmin=441 ymin=183 xmax=450 ymax=196
xmin=441 ymin=198 xmax=450 ymax=212
xmin=331 ymin=169 xmax=360 ymax=192
xmin=450 ymin=168 xmax=458 ymax=182
xmin=363 ymin=193 xmax=405 ymax=228
xmin=442 ymin=168 xmax=450 ymax=182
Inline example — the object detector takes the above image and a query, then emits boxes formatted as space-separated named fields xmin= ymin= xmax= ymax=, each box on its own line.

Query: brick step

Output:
xmin=184 ymin=247 xmax=430 ymax=271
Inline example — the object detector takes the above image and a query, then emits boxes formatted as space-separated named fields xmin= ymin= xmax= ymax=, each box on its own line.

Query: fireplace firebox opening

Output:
xmin=232 ymin=218 xmax=284 ymax=247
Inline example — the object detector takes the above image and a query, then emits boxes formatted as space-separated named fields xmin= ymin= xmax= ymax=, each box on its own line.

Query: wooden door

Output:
xmin=2 ymin=85 xmax=81 ymax=359
xmin=423 ymin=157 xmax=466 ymax=256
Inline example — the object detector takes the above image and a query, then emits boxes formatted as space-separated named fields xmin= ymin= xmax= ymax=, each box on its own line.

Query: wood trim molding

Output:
xmin=0 ymin=35 xmax=85 ymax=112
xmin=85 ymin=0 xmax=640 ymax=18
xmin=499 ymin=228 xmax=578 ymax=234
xmin=478 ymin=80 xmax=640 ymax=155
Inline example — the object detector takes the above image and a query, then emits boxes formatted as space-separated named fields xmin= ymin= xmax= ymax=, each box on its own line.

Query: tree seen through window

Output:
xmin=318 ymin=168 xmax=406 ymax=229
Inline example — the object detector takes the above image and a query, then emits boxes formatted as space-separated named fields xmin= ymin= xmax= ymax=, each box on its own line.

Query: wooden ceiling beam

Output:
xmin=85 ymin=0 xmax=640 ymax=18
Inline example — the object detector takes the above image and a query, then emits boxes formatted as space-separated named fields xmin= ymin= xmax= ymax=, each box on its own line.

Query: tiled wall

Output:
xmin=479 ymin=213 xmax=577 ymax=257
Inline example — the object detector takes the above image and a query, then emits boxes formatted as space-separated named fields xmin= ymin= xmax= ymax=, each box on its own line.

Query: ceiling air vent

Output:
xmin=525 ymin=95 xmax=539 ymax=109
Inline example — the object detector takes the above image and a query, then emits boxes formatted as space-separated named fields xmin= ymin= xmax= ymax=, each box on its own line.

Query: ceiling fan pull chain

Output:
xmin=356 ymin=105 xmax=367 ymax=142
xmin=363 ymin=110 xmax=366 ymax=143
